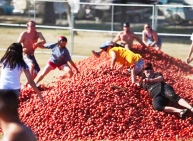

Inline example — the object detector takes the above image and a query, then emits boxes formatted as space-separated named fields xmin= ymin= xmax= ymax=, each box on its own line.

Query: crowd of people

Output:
xmin=0 ymin=20 xmax=192 ymax=139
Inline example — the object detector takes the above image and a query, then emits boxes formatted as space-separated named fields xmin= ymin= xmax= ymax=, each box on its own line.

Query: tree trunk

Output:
xmin=42 ymin=2 xmax=56 ymax=24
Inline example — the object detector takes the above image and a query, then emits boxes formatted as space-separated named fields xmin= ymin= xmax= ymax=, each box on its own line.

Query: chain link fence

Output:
xmin=0 ymin=1 xmax=193 ymax=56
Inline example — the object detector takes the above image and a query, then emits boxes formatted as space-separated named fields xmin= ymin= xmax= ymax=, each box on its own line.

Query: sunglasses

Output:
xmin=145 ymin=26 xmax=150 ymax=29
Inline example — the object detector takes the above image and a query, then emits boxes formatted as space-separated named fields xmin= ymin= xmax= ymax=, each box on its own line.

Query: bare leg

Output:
xmin=178 ymin=98 xmax=193 ymax=110
xmin=36 ymin=64 xmax=53 ymax=85
xmin=164 ymin=106 xmax=185 ymax=113
xmin=164 ymin=106 xmax=188 ymax=118
xmin=25 ymin=63 xmax=35 ymax=86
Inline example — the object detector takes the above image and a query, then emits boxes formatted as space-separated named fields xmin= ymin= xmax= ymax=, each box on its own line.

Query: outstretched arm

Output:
xmin=24 ymin=70 xmax=44 ymax=103
xmin=113 ymin=32 xmax=121 ymax=43
xmin=134 ymin=34 xmax=147 ymax=48
xmin=68 ymin=60 xmax=80 ymax=73
xmin=33 ymin=32 xmax=46 ymax=48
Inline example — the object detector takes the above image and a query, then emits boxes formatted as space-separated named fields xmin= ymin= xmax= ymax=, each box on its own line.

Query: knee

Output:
xmin=152 ymin=103 xmax=164 ymax=111
xmin=166 ymin=92 xmax=181 ymax=103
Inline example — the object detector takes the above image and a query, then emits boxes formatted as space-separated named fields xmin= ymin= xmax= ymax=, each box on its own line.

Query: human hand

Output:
xmin=92 ymin=50 xmax=100 ymax=57
xmin=23 ymin=48 xmax=28 ymax=53
xmin=143 ymin=78 xmax=153 ymax=83
xmin=131 ymin=82 xmax=140 ymax=88
xmin=186 ymin=57 xmax=191 ymax=64
xmin=134 ymin=82 xmax=140 ymax=87
xmin=33 ymin=43 xmax=38 ymax=50
xmin=38 ymin=94 xmax=45 ymax=103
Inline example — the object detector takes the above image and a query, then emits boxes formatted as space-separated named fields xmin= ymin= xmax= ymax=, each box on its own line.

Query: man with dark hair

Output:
xmin=35 ymin=36 xmax=80 ymax=85
xmin=92 ymin=22 xmax=147 ymax=57
xmin=0 ymin=90 xmax=37 ymax=141
xmin=97 ymin=41 xmax=145 ymax=84
xmin=113 ymin=22 xmax=147 ymax=50
xmin=139 ymin=62 xmax=193 ymax=119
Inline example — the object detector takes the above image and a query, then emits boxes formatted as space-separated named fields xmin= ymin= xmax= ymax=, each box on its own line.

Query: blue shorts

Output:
xmin=23 ymin=54 xmax=40 ymax=73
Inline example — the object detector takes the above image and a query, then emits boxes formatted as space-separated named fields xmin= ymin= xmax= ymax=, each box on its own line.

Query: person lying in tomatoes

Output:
xmin=139 ymin=62 xmax=193 ymax=119
xmin=95 ymin=41 xmax=144 ymax=85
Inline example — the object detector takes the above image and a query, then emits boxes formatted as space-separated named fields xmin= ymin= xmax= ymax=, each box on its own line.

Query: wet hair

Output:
xmin=0 ymin=90 xmax=18 ymax=116
xmin=0 ymin=43 xmax=27 ymax=70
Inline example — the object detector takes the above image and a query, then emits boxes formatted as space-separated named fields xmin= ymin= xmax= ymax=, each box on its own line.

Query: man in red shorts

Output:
xmin=35 ymin=36 xmax=80 ymax=85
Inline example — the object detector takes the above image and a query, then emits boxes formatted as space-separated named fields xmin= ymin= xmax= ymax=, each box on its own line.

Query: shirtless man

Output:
xmin=0 ymin=90 xmax=37 ymax=141
xmin=92 ymin=22 xmax=146 ymax=57
xmin=18 ymin=20 xmax=46 ymax=81
xmin=113 ymin=22 xmax=146 ymax=50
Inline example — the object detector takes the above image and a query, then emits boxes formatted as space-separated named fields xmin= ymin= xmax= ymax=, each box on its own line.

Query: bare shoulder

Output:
xmin=130 ymin=32 xmax=138 ymax=37
xmin=118 ymin=31 xmax=124 ymax=35
xmin=20 ymin=31 xmax=27 ymax=36
xmin=152 ymin=30 xmax=158 ymax=35
xmin=2 ymin=124 xmax=37 ymax=141
xmin=142 ymin=30 xmax=146 ymax=34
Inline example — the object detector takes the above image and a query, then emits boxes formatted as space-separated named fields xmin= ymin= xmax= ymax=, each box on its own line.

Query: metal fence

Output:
xmin=0 ymin=0 xmax=193 ymax=56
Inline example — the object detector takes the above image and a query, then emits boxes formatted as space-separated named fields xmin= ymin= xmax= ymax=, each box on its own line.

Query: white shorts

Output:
xmin=134 ymin=59 xmax=145 ymax=75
